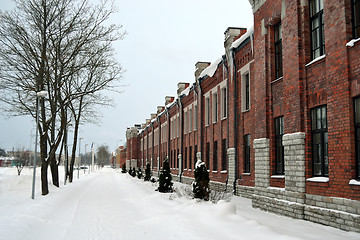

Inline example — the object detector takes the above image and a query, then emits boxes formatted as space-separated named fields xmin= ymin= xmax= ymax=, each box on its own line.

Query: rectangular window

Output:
xmin=353 ymin=0 xmax=360 ymax=39
xmin=311 ymin=105 xmax=328 ymax=177
xmin=213 ymin=93 xmax=218 ymax=123
xmin=222 ymin=139 xmax=227 ymax=171
xmin=243 ymin=73 xmax=250 ymax=111
xmin=274 ymin=116 xmax=284 ymax=175
xmin=274 ymin=23 xmax=283 ymax=79
xmin=177 ymin=149 xmax=179 ymax=169
xmin=244 ymin=135 xmax=251 ymax=173
xmin=189 ymin=146 xmax=192 ymax=170
xmin=205 ymin=97 xmax=210 ymax=126
xmin=184 ymin=147 xmax=188 ymax=169
xmin=221 ymin=88 xmax=227 ymax=119
xmin=194 ymin=145 xmax=198 ymax=168
xmin=354 ymin=98 xmax=360 ymax=179
xmin=194 ymin=105 xmax=198 ymax=130
xmin=213 ymin=141 xmax=218 ymax=171
xmin=206 ymin=142 xmax=210 ymax=169
xmin=184 ymin=112 xmax=188 ymax=133
xmin=310 ymin=0 xmax=325 ymax=59
xmin=189 ymin=109 xmax=193 ymax=132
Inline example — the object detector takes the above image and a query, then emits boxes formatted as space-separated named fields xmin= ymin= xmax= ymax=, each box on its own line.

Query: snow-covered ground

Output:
xmin=0 ymin=167 xmax=359 ymax=240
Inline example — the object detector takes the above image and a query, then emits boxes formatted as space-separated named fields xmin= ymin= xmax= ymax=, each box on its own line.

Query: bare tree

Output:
xmin=13 ymin=148 xmax=31 ymax=176
xmin=96 ymin=145 xmax=110 ymax=168
xmin=0 ymin=0 xmax=124 ymax=195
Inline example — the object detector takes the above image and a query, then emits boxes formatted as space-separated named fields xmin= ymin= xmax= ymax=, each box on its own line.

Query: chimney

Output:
xmin=157 ymin=106 xmax=165 ymax=114
xmin=195 ymin=62 xmax=211 ymax=81
xmin=224 ymin=27 xmax=247 ymax=57
xmin=165 ymin=96 xmax=175 ymax=106
xmin=146 ymin=119 xmax=151 ymax=125
xmin=151 ymin=113 xmax=157 ymax=120
xmin=177 ymin=82 xmax=190 ymax=96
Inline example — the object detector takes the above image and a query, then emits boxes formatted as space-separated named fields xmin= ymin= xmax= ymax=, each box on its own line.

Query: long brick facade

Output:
xmin=125 ymin=0 xmax=360 ymax=232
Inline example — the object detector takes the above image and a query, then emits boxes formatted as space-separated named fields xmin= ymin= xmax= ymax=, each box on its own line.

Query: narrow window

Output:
xmin=244 ymin=135 xmax=251 ymax=173
xmin=184 ymin=147 xmax=188 ymax=169
xmin=309 ymin=0 xmax=325 ymax=59
xmin=221 ymin=88 xmax=227 ymax=118
xmin=274 ymin=23 xmax=283 ymax=79
xmin=354 ymin=98 xmax=360 ymax=179
xmin=206 ymin=97 xmax=210 ymax=126
xmin=243 ymin=73 xmax=250 ymax=111
xmin=189 ymin=109 xmax=193 ymax=132
xmin=213 ymin=93 xmax=218 ymax=123
xmin=184 ymin=112 xmax=188 ymax=133
xmin=194 ymin=105 xmax=198 ymax=130
xmin=213 ymin=141 xmax=218 ymax=171
xmin=274 ymin=116 xmax=284 ymax=175
xmin=311 ymin=105 xmax=328 ymax=177
xmin=352 ymin=0 xmax=360 ymax=39
xmin=222 ymin=139 xmax=227 ymax=171
xmin=206 ymin=142 xmax=210 ymax=169
xmin=189 ymin=146 xmax=192 ymax=170
xmin=177 ymin=149 xmax=179 ymax=169
xmin=194 ymin=145 xmax=198 ymax=168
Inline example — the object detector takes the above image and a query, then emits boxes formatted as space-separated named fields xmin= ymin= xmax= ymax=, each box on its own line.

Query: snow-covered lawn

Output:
xmin=0 ymin=167 xmax=359 ymax=240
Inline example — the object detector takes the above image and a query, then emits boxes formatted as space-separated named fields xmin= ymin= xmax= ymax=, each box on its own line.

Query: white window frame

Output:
xmin=212 ymin=92 xmax=218 ymax=123
xmin=239 ymin=62 xmax=252 ymax=112
xmin=194 ymin=104 xmax=198 ymax=130
xmin=189 ymin=108 xmax=193 ymax=132
xmin=221 ymin=87 xmax=227 ymax=119
xmin=205 ymin=97 xmax=210 ymax=126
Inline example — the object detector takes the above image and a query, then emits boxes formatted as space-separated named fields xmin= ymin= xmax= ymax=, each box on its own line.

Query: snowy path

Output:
xmin=1 ymin=167 xmax=360 ymax=240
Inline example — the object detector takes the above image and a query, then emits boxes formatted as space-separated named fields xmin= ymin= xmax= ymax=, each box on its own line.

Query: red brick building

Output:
xmin=125 ymin=0 xmax=360 ymax=232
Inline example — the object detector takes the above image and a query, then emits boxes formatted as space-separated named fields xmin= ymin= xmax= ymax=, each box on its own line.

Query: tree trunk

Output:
xmin=40 ymin=133 xmax=49 ymax=195
xmin=50 ymin=150 xmax=59 ymax=187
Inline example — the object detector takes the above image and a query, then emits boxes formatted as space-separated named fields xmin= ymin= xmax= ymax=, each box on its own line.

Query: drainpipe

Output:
xmin=197 ymin=80 xmax=204 ymax=163
xmin=157 ymin=116 xmax=161 ymax=173
xmin=232 ymin=49 xmax=238 ymax=195
xmin=222 ymin=55 xmax=230 ymax=191
xmin=194 ymin=84 xmax=198 ymax=166
xmin=178 ymin=98 xmax=184 ymax=182
xmin=165 ymin=108 xmax=170 ymax=161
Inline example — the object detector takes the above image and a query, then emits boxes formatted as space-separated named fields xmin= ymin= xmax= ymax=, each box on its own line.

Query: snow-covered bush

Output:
xmin=137 ymin=167 xmax=143 ymax=179
xmin=157 ymin=158 xmax=173 ymax=193
xmin=121 ymin=163 xmax=127 ymax=173
xmin=131 ymin=167 xmax=136 ymax=177
xmin=144 ymin=163 xmax=151 ymax=181
xmin=192 ymin=159 xmax=210 ymax=201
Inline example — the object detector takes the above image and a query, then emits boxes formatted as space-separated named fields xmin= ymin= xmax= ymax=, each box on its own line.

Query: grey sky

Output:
xmin=0 ymin=0 xmax=253 ymax=153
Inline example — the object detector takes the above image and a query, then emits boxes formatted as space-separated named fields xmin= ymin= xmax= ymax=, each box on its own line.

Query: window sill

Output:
xmin=271 ymin=175 xmax=285 ymax=179
xmin=188 ymin=169 xmax=192 ymax=172
xmin=242 ymin=173 xmax=251 ymax=176
xmin=305 ymin=54 xmax=326 ymax=67
xmin=271 ymin=77 xmax=283 ymax=85
xmin=221 ymin=117 xmax=227 ymax=121
xmin=212 ymin=171 xmax=218 ymax=173
xmin=346 ymin=38 xmax=360 ymax=48
xmin=221 ymin=170 xmax=227 ymax=174
xmin=241 ymin=109 xmax=250 ymax=113
xmin=349 ymin=179 xmax=360 ymax=186
xmin=306 ymin=177 xmax=329 ymax=183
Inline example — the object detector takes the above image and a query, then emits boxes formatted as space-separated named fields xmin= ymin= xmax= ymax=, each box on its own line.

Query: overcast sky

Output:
xmin=0 ymin=0 xmax=253 ymax=153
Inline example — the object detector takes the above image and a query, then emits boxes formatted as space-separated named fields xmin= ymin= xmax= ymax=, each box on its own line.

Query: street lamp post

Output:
xmin=32 ymin=90 xmax=47 ymax=200
xmin=78 ymin=137 xmax=83 ymax=179
xmin=85 ymin=144 xmax=88 ymax=174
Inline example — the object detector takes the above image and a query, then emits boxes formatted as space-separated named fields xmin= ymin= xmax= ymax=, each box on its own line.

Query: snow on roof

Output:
xmin=180 ymin=85 xmax=191 ymax=97
xmin=230 ymin=26 xmax=254 ymax=50
xmin=199 ymin=58 xmax=222 ymax=79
